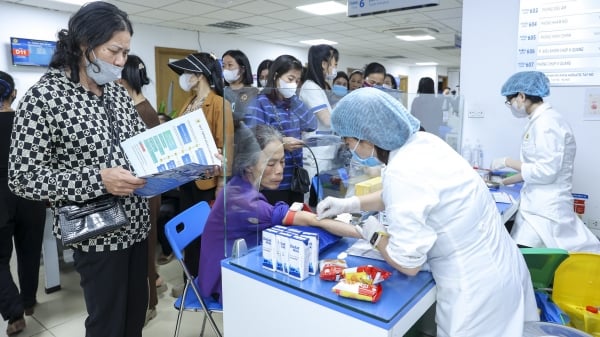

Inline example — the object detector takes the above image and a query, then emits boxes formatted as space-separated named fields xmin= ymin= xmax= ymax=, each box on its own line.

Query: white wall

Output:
xmin=461 ymin=0 xmax=600 ymax=228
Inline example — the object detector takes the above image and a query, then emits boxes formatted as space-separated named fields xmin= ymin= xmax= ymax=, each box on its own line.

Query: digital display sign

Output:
xmin=11 ymin=37 xmax=56 ymax=67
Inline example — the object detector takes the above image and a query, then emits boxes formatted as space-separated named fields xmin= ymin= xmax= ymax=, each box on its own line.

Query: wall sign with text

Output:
xmin=518 ymin=0 xmax=600 ymax=86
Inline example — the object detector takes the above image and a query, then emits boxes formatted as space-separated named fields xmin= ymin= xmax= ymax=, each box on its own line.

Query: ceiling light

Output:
xmin=296 ymin=1 xmax=346 ymax=15
xmin=415 ymin=62 xmax=438 ymax=66
xmin=51 ymin=0 xmax=87 ymax=5
xmin=396 ymin=35 xmax=436 ymax=41
xmin=300 ymin=39 xmax=338 ymax=45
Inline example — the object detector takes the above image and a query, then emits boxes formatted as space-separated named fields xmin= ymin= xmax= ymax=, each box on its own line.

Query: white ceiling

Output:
xmin=4 ymin=0 xmax=463 ymax=67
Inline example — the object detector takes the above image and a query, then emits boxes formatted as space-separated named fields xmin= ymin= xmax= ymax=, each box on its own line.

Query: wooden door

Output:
xmin=398 ymin=75 xmax=408 ymax=107
xmin=154 ymin=47 xmax=197 ymax=117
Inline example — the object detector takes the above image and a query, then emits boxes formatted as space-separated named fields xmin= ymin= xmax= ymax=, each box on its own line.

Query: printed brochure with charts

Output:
xmin=121 ymin=109 xmax=220 ymax=197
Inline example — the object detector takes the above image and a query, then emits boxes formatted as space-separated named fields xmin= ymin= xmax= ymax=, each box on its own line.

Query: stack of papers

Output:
xmin=346 ymin=239 xmax=384 ymax=261
xmin=491 ymin=191 xmax=513 ymax=204
xmin=121 ymin=109 xmax=220 ymax=197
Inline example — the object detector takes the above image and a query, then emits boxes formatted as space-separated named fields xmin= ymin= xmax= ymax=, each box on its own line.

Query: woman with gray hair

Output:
xmin=197 ymin=124 xmax=357 ymax=304
xmin=317 ymin=88 xmax=538 ymax=336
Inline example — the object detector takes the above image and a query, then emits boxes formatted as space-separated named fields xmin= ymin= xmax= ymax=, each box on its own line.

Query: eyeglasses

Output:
xmin=505 ymin=94 xmax=518 ymax=107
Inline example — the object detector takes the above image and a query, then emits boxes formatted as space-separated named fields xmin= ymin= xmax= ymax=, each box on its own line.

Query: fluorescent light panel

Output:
xmin=52 ymin=0 xmax=87 ymax=5
xmin=416 ymin=62 xmax=438 ymax=66
xmin=300 ymin=39 xmax=338 ymax=45
xmin=296 ymin=1 xmax=346 ymax=15
xmin=396 ymin=35 xmax=436 ymax=41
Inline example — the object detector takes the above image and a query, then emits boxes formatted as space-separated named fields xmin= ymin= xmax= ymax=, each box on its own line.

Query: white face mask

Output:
xmin=223 ymin=68 xmax=240 ymax=83
xmin=326 ymin=66 xmax=337 ymax=81
xmin=259 ymin=79 xmax=268 ymax=87
xmin=179 ymin=73 xmax=194 ymax=92
xmin=511 ymin=104 xmax=528 ymax=118
xmin=277 ymin=78 xmax=297 ymax=98
xmin=85 ymin=51 xmax=123 ymax=85
xmin=510 ymin=96 xmax=528 ymax=118
xmin=382 ymin=84 xmax=392 ymax=89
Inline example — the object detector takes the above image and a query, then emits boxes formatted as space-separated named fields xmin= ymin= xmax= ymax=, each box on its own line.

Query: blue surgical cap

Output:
xmin=331 ymin=87 xmax=420 ymax=151
xmin=500 ymin=71 xmax=550 ymax=97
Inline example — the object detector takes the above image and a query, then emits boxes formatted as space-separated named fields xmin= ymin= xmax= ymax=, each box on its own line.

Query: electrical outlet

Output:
xmin=589 ymin=219 xmax=600 ymax=229
xmin=468 ymin=111 xmax=484 ymax=118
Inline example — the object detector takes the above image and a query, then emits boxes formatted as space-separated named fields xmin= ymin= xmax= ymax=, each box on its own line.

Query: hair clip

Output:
xmin=138 ymin=63 xmax=145 ymax=70
xmin=209 ymin=52 xmax=217 ymax=60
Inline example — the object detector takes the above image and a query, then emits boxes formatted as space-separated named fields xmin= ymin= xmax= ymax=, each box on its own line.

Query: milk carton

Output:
xmin=275 ymin=231 xmax=292 ymax=274
xmin=287 ymin=235 xmax=310 ymax=280
xmin=285 ymin=227 xmax=302 ymax=235
xmin=272 ymin=225 xmax=288 ymax=232
xmin=299 ymin=232 xmax=319 ymax=275
xmin=261 ymin=227 xmax=280 ymax=271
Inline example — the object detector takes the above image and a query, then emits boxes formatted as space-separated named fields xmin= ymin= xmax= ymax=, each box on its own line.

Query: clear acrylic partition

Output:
xmin=219 ymin=86 xmax=464 ymax=261
xmin=221 ymin=87 xmax=463 ymax=257
xmin=405 ymin=92 xmax=465 ymax=153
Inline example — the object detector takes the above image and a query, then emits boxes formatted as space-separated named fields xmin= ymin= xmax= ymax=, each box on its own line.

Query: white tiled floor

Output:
xmin=1 ymin=245 xmax=223 ymax=337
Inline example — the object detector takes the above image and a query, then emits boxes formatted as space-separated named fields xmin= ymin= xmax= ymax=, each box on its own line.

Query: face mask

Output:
xmin=259 ymin=79 xmax=268 ymax=87
xmin=179 ymin=73 xmax=194 ymax=92
xmin=85 ymin=51 xmax=123 ymax=85
xmin=510 ymin=104 xmax=528 ymax=118
xmin=382 ymin=84 xmax=392 ymax=89
xmin=277 ymin=78 xmax=297 ymax=99
xmin=351 ymin=140 xmax=380 ymax=167
xmin=510 ymin=97 xmax=528 ymax=118
xmin=326 ymin=67 xmax=337 ymax=81
xmin=223 ymin=69 xmax=240 ymax=83
xmin=332 ymin=84 xmax=348 ymax=97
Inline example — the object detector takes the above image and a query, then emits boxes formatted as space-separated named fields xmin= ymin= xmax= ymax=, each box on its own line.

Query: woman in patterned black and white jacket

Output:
xmin=8 ymin=2 xmax=150 ymax=337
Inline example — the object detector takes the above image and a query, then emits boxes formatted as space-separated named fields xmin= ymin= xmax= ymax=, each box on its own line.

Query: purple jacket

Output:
xmin=197 ymin=175 xmax=288 ymax=303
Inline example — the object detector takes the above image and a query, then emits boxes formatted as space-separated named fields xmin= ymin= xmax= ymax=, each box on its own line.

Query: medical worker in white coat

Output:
xmin=318 ymin=88 xmax=538 ymax=337
xmin=492 ymin=71 xmax=600 ymax=252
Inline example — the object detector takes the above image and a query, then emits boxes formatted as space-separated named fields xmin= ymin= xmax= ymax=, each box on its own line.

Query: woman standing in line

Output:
xmin=328 ymin=71 xmax=349 ymax=108
xmin=492 ymin=71 xmax=600 ymax=252
xmin=256 ymin=59 xmax=273 ymax=91
xmin=299 ymin=44 xmax=339 ymax=132
xmin=1 ymin=71 xmax=46 ymax=336
xmin=348 ymin=70 xmax=363 ymax=92
xmin=245 ymin=55 xmax=317 ymax=205
xmin=9 ymin=3 xmax=150 ymax=336
xmin=362 ymin=62 xmax=386 ymax=88
xmin=410 ymin=77 xmax=445 ymax=136
xmin=222 ymin=49 xmax=259 ymax=122
xmin=167 ymin=52 xmax=234 ymax=297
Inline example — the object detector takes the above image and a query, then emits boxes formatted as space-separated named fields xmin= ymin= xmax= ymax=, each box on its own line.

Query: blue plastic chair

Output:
xmin=164 ymin=201 xmax=223 ymax=337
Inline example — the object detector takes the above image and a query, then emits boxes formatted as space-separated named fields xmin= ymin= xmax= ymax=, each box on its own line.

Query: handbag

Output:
xmin=57 ymin=102 xmax=129 ymax=246
xmin=291 ymin=164 xmax=311 ymax=194
xmin=58 ymin=196 xmax=129 ymax=246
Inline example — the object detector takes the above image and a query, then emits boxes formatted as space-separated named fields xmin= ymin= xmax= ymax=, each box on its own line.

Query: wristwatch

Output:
xmin=370 ymin=231 xmax=389 ymax=247
xmin=283 ymin=202 xmax=304 ymax=225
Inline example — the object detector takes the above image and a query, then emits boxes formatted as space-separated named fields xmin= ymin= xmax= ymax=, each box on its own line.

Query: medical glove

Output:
xmin=491 ymin=157 xmax=507 ymax=170
xmin=358 ymin=216 xmax=388 ymax=247
xmin=316 ymin=196 xmax=360 ymax=220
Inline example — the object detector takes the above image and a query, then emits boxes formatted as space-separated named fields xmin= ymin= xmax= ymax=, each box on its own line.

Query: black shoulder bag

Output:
xmin=58 ymin=99 xmax=129 ymax=245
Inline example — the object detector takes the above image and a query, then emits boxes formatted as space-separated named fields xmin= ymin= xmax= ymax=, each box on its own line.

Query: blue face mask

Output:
xmin=332 ymin=84 xmax=348 ymax=97
xmin=350 ymin=140 xmax=380 ymax=167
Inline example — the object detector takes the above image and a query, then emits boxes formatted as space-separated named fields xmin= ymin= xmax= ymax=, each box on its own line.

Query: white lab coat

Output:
xmin=511 ymin=103 xmax=600 ymax=252
xmin=382 ymin=132 xmax=538 ymax=337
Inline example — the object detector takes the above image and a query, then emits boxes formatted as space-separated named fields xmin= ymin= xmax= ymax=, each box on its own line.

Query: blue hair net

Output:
xmin=500 ymin=71 xmax=550 ymax=97
xmin=331 ymin=87 xmax=420 ymax=151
